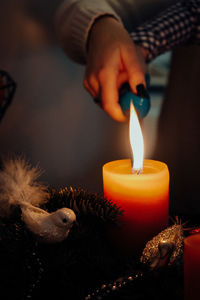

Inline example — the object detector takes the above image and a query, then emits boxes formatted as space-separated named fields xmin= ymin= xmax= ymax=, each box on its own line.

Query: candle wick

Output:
xmin=137 ymin=169 xmax=142 ymax=175
xmin=131 ymin=158 xmax=142 ymax=175
xmin=132 ymin=168 xmax=142 ymax=175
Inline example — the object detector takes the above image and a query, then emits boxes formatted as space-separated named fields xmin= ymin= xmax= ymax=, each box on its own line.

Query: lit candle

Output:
xmin=103 ymin=103 xmax=169 ymax=253
xmin=184 ymin=234 xmax=200 ymax=299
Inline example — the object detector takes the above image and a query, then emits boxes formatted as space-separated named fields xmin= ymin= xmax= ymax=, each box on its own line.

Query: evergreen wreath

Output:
xmin=0 ymin=186 xmax=185 ymax=300
xmin=1 ymin=159 xmax=198 ymax=300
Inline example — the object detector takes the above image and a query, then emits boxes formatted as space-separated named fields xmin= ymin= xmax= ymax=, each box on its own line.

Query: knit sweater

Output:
xmin=55 ymin=0 xmax=174 ymax=64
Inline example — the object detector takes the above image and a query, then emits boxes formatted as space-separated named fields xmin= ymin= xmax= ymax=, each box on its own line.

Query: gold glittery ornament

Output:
xmin=140 ymin=224 xmax=184 ymax=269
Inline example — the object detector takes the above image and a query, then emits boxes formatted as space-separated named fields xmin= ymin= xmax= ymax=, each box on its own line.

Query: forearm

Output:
xmin=131 ymin=0 xmax=200 ymax=62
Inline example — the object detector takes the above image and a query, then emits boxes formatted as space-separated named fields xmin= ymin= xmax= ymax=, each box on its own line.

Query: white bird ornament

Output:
xmin=0 ymin=158 xmax=76 ymax=243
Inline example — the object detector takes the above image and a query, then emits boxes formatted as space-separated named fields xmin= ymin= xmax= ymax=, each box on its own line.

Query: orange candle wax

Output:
xmin=184 ymin=234 xmax=200 ymax=300
xmin=103 ymin=158 xmax=169 ymax=252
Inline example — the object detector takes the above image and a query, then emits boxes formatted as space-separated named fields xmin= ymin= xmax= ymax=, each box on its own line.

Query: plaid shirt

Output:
xmin=131 ymin=0 xmax=200 ymax=62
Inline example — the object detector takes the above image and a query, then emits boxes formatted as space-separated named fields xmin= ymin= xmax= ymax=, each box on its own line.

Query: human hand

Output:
xmin=84 ymin=16 xmax=148 ymax=122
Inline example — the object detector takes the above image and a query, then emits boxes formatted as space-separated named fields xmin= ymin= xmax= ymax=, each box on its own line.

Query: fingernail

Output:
xmin=93 ymin=97 xmax=102 ymax=107
xmin=93 ymin=97 xmax=100 ymax=104
xmin=136 ymin=84 xmax=148 ymax=98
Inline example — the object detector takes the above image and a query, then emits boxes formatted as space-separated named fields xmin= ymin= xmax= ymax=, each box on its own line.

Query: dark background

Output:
xmin=0 ymin=0 xmax=169 ymax=193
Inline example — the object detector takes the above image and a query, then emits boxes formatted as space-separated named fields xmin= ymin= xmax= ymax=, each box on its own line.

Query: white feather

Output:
xmin=0 ymin=158 xmax=49 ymax=217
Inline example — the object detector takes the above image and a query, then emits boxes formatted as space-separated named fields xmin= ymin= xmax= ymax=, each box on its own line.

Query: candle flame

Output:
xmin=129 ymin=102 xmax=144 ymax=173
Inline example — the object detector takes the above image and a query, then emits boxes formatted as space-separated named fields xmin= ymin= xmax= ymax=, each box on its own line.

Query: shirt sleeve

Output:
xmin=130 ymin=0 xmax=200 ymax=62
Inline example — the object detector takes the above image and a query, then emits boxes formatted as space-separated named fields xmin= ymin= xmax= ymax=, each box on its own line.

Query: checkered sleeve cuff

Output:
xmin=130 ymin=0 xmax=200 ymax=63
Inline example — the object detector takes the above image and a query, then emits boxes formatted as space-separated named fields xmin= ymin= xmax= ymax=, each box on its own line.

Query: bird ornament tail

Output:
xmin=0 ymin=157 xmax=49 ymax=217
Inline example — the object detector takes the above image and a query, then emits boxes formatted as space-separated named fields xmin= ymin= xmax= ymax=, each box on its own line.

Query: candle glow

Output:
xmin=103 ymin=102 xmax=169 ymax=253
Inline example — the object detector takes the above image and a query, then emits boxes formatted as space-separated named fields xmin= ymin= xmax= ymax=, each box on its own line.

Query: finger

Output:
xmin=83 ymin=78 xmax=96 ymax=98
xmin=98 ymin=68 xmax=126 ymax=122
xmin=117 ymin=71 xmax=128 ymax=89
xmin=87 ymin=74 xmax=100 ymax=96
xmin=123 ymin=45 xmax=146 ymax=94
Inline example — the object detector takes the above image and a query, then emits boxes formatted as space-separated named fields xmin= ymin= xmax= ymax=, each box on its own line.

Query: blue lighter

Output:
xmin=119 ymin=74 xmax=151 ymax=119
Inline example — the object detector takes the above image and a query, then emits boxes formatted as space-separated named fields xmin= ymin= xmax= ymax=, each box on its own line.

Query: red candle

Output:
xmin=102 ymin=104 xmax=169 ymax=253
xmin=103 ymin=159 xmax=169 ymax=252
xmin=184 ymin=234 xmax=200 ymax=299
